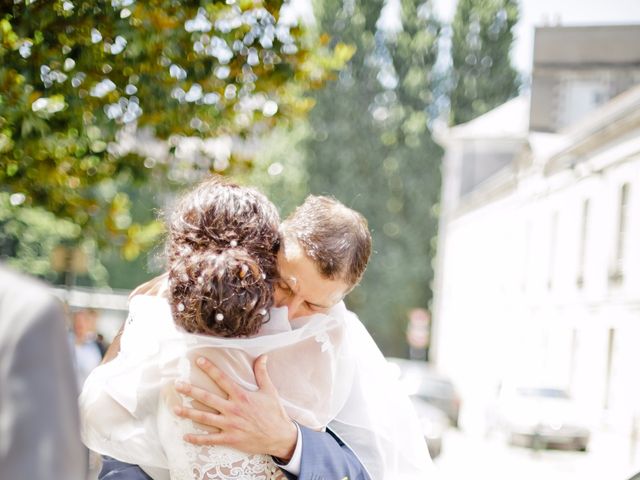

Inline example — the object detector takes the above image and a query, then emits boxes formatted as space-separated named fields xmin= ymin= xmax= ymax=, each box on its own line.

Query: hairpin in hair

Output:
xmin=240 ymin=264 xmax=249 ymax=279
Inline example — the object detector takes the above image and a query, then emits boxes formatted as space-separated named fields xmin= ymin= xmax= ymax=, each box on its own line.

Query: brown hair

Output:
xmin=282 ymin=195 xmax=371 ymax=287
xmin=166 ymin=176 xmax=280 ymax=337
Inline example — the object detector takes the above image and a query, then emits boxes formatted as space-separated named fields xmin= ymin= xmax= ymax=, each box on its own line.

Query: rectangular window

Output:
xmin=611 ymin=183 xmax=630 ymax=283
xmin=569 ymin=328 xmax=578 ymax=394
xmin=522 ymin=220 xmax=531 ymax=291
xmin=548 ymin=212 xmax=558 ymax=290
xmin=604 ymin=328 xmax=615 ymax=410
xmin=577 ymin=199 xmax=589 ymax=288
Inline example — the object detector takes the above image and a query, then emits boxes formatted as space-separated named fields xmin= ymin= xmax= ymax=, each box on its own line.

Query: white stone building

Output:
xmin=432 ymin=25 xmax=640 ymax=435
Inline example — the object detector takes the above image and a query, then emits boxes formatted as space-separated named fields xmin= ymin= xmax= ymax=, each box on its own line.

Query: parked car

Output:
xmin=387 ymin=357 xmax=461 ymax=427
xmin=486 ymin=384 xmax=590 ymax=451
xmin=409 ymin=396 xmax=450 ymax=459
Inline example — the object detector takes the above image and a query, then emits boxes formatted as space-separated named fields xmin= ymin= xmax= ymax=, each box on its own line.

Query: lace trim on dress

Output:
xmin=157 ymin=357 xmax=286 ymax=480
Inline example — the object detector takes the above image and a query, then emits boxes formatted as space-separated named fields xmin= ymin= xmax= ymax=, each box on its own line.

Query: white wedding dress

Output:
xmin=80 ymin=295 xmax=436 ymax=480
xmin=80 ymin=295 xmax=352 ymax=480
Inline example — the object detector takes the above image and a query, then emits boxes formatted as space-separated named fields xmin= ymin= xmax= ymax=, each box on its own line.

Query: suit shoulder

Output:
xmin=0 ymin=266 xmax=63 ymax=330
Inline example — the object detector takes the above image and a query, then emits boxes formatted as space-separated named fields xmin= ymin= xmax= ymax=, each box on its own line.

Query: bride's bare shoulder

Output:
xmin=129 ymin=273 xmax=169 ymax=300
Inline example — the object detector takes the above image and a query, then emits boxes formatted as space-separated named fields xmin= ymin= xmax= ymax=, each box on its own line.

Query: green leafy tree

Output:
xmin=0 ymin=0 xmax=351 ymax=262
xmin=450 ymin=0 xmax=520 ymax=125
xmin=237 ymin=122 xmax=311 ymax=216
xmin=0 ymin=191 xmax=109 ymax=285
xmin=303 ymin=0 xmax=443 ymax=355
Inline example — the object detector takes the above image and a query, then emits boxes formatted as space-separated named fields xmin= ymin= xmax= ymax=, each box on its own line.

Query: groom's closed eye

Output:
xmin=276 ymin=280 xmax=328 ymax=313
xmin=276 ymin=280 xmax=293 ymax=294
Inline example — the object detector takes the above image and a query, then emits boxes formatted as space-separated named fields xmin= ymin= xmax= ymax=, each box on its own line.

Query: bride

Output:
xmin=79 ymin=177 xmax=353 ymax=480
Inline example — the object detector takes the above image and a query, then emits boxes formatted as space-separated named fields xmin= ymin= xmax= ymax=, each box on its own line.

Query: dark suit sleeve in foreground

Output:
xmin=280 ymin=425 xmax=370 ymax=480
xmin=0 ymin=268 xmax=86 ymax=480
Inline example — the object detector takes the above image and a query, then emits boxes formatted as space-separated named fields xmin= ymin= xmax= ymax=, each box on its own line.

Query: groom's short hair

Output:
xmin=282 ymin=195 xmax=371 ymax=287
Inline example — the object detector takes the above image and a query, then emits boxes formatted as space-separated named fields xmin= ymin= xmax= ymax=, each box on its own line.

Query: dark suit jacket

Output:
xmin=0 ymin=266 xmax=86 ymax=479
xmin=283 ymin=425 xmax=370 ymax=480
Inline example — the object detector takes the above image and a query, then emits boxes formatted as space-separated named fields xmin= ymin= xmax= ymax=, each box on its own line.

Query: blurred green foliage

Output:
xmin=450 ymin=0 xmax=520 ymax=125
xmin=300 ymin=0 xmax=443 ymax=355
xmin=0 ymin=191 xmax=108 ymax=285
xmin=238 ymin=121 xmax=310 ymax=216
xmin=0 ymin=0 xmax=351 ymax=282
xmin=0 ymin=0 xmax=521 ymax=357
xmin=251 ymin=0 xmax=520 ymax=355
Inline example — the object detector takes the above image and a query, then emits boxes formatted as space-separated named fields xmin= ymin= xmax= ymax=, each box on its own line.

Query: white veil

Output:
xmin=80 ymin=296 xmax=435 ymax=479
xmin=328 ymin=305 xmax=436 ymax=479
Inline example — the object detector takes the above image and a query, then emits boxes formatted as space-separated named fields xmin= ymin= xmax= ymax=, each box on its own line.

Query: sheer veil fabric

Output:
xmin=80 ymin=295 xmax=435 ymax=479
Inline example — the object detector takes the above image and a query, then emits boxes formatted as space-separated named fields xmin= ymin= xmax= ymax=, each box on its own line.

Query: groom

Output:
xmin=101 ymin=195 xmax=374 ymax=480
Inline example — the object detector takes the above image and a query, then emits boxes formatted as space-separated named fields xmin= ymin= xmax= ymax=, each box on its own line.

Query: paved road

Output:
xmin=434 ymin=427 xmax=640 ymax=480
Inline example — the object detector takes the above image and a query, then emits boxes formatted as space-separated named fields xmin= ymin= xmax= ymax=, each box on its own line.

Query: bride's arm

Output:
xmin=101 ymin=274 xmax=169 ymax=365
xmin=128 ymin=273 xmax=169 ymax=299
xmin=101 ymin=326 xmax=122 ymax=364
xmin=78 ymin=366 xmax=147 ymax=463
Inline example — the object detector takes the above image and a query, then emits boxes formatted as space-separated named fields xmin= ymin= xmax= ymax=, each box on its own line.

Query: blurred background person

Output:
xmin=70 ymin=309 xmax=105 ymax=388
xmin=96 ymin=332 xmax=109 ymax=358
xmin=0 ymin=265 xmax=85 ymax=479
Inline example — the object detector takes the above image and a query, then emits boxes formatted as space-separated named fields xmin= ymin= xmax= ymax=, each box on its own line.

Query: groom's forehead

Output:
xmin=277 ymin=238 xmax=347 ymax=305
xmin=280 ymin=234 xmax=304 ymax=259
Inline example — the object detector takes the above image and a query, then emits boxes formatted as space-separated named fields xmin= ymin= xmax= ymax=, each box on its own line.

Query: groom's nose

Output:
xmin=274 ymin=287 xmax=305 ymax=320
xmin=285 ymin=295 xmax=305 ymax=320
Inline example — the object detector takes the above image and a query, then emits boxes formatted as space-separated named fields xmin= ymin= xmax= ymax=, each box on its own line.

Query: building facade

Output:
xmin=432 ymin=26 xmax=640 ymax=435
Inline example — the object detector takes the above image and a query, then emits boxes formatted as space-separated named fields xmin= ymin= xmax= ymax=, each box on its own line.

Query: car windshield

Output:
xmin=389 ymin=359 xmax=456 ymax=398
xmin=417 ymin=378 xmax=455 ymax=397
xmin=516 ymin=387 xmax=569 ymax=399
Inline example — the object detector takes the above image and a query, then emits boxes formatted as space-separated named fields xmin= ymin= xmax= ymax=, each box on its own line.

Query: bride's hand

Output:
xmin=173 ymin=355 xmax=298 ymax=461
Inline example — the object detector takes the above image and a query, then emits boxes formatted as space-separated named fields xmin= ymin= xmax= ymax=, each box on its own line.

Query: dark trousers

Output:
xmin=99 ymin=456 xmax=153 ymax=480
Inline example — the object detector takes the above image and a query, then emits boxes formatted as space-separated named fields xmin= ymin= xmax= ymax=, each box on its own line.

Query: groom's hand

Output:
xmin=173 ymin=355 xmax=298 ymax=461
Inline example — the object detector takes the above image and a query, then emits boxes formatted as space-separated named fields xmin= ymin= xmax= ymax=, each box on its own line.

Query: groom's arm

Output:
xmin=174 ymin=356 xmax=370 ymax=480
xmin=276 ymin=425 xmax=369 ymax=480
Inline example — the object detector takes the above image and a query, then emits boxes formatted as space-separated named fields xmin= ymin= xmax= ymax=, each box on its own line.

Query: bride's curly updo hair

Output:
xmin=166 ymin=176 xmax=280 ymax=337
